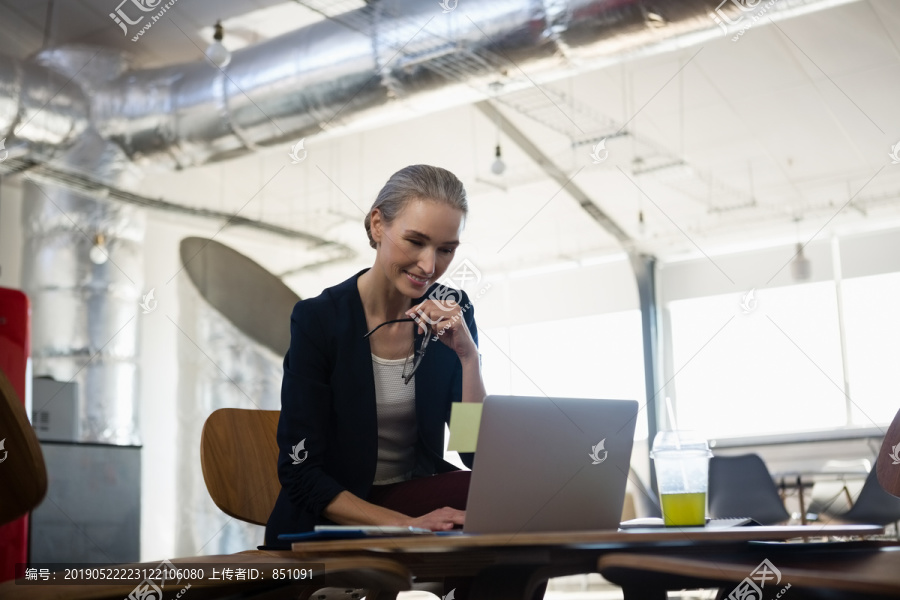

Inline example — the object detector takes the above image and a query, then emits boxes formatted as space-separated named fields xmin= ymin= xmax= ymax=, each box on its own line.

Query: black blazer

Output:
xmin=265 ymin=269 xmax=477 ymax=546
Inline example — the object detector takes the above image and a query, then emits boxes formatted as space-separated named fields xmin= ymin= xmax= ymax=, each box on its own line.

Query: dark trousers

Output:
xmin=369 ymin=470 xmax=474 ymax=598
xmin=367 ymin=470 xmax=471 ymax=516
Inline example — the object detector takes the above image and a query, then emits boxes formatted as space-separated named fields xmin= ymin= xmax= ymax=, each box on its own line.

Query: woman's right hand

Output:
xmin=407 ymin=507 xmax=465 ymax=531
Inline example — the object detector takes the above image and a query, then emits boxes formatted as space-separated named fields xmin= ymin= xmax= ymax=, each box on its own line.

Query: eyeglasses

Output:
xmin=363 ymin=318 xmax=431 ymax=385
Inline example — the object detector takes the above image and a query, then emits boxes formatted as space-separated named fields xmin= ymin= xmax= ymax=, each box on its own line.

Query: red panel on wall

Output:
xmin=0 ymin=287 xmax=31 ymax=583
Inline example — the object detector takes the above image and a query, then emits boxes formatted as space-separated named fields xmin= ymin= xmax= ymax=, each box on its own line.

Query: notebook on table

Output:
xmin=619 ymin=517 xmax=760 ymax=530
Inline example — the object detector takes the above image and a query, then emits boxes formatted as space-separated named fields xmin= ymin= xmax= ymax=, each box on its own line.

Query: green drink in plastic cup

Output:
xmin=651 ymin=431 xmax=712 ymax=526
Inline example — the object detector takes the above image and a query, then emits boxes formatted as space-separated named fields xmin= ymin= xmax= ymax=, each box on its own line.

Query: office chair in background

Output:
xmin=833 ymin=461 xmax=900 ymax=535
xmin=876 ymin=407 xmax=900 ymax=498
xmin=708 ymin=454 xmax=790 ymax=525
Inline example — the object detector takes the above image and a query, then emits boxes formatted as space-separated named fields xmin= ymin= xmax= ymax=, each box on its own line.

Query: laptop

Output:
xmin=463 ymin=395 xmax=639 ymax=534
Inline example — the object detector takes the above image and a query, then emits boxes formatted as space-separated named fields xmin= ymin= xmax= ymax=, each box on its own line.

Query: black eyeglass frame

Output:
xmin=363 ymin=318 xmax=431 ymax=385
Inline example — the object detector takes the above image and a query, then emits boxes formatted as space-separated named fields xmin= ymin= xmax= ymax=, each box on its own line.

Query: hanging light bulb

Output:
xmin=205 ymin=20 xmax=231 ymax=68
xmin=491 ymin=144 xmax=506 ymax=175
xmin=790 ymin=216 xmax=811 ymax=281
xmin=89 ymin=233 xmax=109 ymax=265
xmin=791 ymin=242 xmax=811 ymax=281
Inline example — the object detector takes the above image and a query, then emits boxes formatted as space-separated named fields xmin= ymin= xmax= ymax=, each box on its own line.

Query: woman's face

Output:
xmin=371 ymin=198 xmax=464 ymax=298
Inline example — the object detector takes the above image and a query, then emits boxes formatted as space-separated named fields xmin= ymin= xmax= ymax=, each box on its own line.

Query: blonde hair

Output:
xmin=364 ymin=165 xmax=468 ymax=249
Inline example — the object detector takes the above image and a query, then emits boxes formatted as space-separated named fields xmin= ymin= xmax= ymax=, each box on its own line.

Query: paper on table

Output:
xmin=447 ymin=402 xmax=483 ymax=452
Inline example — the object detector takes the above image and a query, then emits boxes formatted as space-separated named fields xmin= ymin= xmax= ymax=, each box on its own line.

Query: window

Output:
xmin=667 ymin=282 xmax=847 ymax=438
xmin=841 ymin=271 xmax=900 ymax=427
xmin=479 ymin=311 xmax=648 ymax=440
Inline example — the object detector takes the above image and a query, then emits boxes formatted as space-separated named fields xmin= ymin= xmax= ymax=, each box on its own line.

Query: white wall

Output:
xmin=0 ymin=178 xmax=24 ymax=288
xmin=474 ymin=255 xmax=640 ymax=327
xmin=658 ymin=227 xmax=900 ymax=303
xmin=138 ymin=212 xmax=191 ymax=561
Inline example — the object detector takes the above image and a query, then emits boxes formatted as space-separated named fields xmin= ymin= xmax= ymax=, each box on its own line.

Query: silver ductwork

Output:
xmin=57 ymin=0 xmax=867 ymax=169
xmin=17 ymin=49 xmax=146 ymax=446
xmin=0 ymin=55 xmax=89 ymax=162
xmin=22 ymin=133 xmax=145 ymax=445
xmin=3 ymin=0 xmax=857 ymax=170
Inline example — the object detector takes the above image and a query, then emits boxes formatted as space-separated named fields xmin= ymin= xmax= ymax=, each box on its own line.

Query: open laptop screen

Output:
xmin=464 ymin=395 xmax=639 ymax=534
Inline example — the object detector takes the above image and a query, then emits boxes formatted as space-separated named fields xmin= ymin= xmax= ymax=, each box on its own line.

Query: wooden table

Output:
xmin=288 ymin=525 xmax=885 ymax=600
xmin=599 ymin=542 xmax=900 ymax=599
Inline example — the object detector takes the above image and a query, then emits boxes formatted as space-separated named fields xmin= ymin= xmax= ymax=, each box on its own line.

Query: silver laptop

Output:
xmin=463 ymin=395 xmax=639 ymax=534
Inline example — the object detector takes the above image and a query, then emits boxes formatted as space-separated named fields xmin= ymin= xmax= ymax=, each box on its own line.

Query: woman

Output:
xmin=265 ymin=164 xmax=486 ymax=547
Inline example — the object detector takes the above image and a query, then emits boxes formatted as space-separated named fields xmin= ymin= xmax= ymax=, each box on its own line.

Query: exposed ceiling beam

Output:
xmin=474 ymin=100 xmax=632 ymax=247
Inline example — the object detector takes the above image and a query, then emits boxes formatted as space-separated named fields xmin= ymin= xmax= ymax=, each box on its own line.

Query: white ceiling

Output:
xmin=2 ymin=0 xmax=900 ymax=294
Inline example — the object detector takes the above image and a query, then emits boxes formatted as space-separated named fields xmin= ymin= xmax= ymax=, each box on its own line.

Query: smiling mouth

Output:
xmin=405 ymin=271 xmax=429 ymax=285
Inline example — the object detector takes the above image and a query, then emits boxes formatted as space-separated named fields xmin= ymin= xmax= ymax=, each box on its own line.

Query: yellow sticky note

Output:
xmin=447 ymin=402 xmax=483 ymax=453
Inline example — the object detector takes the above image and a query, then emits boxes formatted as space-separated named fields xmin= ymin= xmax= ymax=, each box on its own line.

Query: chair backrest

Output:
xmin=843 ymin=460 xmax=900 ymax=525
xmin=876 ymin=408 xmax=900 ymax=498
xmin=0 ymin=368 xmax=48 ymax=525
xmin=200 ymin=408 xmax=281 ymax=526
xmin=708 ymin=454 xmax=790 ymax=525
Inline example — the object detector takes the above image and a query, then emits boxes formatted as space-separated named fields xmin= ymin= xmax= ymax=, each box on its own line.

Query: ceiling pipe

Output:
xmin=22 ymin=131 xmax=145 ymax=446
xmin=95 ymin=0 xmax=832 ymax=169
xmin=1 ymin=0 xmax=860 ymax=173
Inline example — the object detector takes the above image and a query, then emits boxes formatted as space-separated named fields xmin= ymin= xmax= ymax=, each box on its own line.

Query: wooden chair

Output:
xmin=200 ymin=408 xmax=281 ymax=525
xmin=0 ymin=367 xmax=47 ymax=525
xmin=198 ymin=409 xmax=414 ymax=599
xmin=876 ymin=407 xmax=900 ymax=498
xmin=0 ymin=408 xmax=412 ymax=599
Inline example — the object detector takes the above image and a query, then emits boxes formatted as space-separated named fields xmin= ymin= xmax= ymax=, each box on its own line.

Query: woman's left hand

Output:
xmin=406 ymin=297 xmax=477 ymax=361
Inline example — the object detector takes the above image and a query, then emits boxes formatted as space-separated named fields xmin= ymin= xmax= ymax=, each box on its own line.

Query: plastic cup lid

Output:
xmin=650 ymin=430 xmax=712 ymax=458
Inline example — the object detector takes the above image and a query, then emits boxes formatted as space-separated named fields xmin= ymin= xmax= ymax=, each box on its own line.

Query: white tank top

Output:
xmin=370 ymin=354 xmax=418 ymax=485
